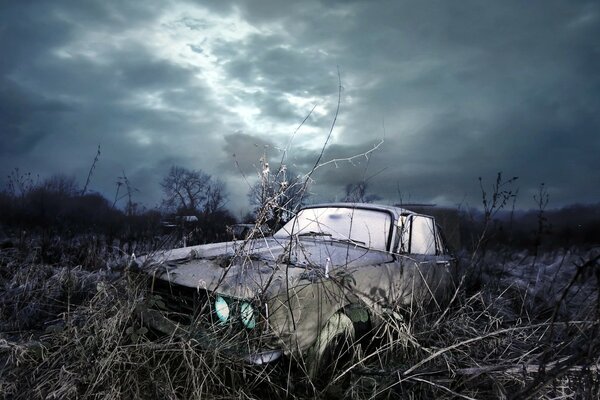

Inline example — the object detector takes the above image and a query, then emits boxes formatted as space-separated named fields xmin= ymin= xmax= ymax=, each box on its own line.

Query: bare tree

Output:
xmin=204 ymin=178 xmax=228 ymax=214
xmin=160 ymin=166 xmax=211 ymax=214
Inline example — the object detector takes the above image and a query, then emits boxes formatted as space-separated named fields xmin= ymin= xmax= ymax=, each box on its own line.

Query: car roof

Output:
xmin=300 ymin=202 xmax=419 ymax=219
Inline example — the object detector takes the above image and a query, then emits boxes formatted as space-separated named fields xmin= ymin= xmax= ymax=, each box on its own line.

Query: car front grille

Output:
xmin=146 ymin=277 xmax=280 ymax=356
xmin=148 ymin=277 xmax=209 ymax=325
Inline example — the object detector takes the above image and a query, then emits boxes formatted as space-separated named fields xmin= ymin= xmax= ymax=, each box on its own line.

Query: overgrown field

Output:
xmin=1 ymin=240 xmax=599 ymax=399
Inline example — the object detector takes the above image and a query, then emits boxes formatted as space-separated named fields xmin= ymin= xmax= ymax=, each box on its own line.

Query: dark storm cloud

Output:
xmin=222 ymin=0 xmax=600 ymax=208
xmin=1 ymin=0 xmax=599 ymax=212
xmin=0 ymin=0 xmax=229 ymax=207
xmin=287 ymin=96 xmax=600 ymax=207
xmin=0 ymin=79 xmax=74 ymax=154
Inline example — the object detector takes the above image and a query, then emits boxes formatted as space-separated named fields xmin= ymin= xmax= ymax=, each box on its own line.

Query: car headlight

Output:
xmin=240 ymin=301 xmax=256 ymax=329
xmin=214 ymin=296 xmax=230 ymax=323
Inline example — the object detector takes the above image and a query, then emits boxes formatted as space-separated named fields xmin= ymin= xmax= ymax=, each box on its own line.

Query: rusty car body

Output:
xmin=136 ymin=203 xmax=456 ymax=372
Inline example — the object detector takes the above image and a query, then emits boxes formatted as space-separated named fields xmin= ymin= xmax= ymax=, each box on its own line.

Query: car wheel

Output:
xmin=307 ymin=312 xmax=356 ymax=382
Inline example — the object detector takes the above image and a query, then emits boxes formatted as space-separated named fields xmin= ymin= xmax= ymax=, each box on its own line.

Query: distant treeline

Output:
xmin=458 ymin=203 xmax=600 ymax=251
xmin=0 ymin=173 xmax=236 ymax=247
xmin=1 ymin=173 xmax=598 ymax=252
xmin=386 ymin=204 xmax=599 ymax=252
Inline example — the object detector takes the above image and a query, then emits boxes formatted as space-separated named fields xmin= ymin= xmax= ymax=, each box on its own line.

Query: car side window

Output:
xmin=396 ymin=215 xmax=437 ymax=255
xmin=408 ymin=215 xmax=437 ymax=255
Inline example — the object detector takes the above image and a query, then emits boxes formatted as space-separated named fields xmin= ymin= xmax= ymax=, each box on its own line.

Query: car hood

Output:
xmin=138 ymin=237 xmax=395 ymax=299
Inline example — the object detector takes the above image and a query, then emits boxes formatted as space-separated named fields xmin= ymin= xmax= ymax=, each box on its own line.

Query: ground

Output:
xmin=1 ymin=240 xmax=599 ymax=399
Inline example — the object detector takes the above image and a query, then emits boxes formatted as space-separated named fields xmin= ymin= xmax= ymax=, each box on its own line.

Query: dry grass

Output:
xmin=0 ymin=259 xmax=291 ymax=399
xmin=1 ymin=240 xmax=599 ymax=399
xmin=337 ymin=247 xmax=600 ymax=399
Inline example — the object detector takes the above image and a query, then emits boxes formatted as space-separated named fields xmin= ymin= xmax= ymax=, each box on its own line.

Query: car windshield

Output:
xmin=274 ymin=207 xmax=392 ymax=251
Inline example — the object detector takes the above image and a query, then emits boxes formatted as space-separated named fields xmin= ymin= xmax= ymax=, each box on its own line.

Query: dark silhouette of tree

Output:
xmin=159 ymin=166 xmax=232 ymax=244
xmin=204 ymin=178 xmax=228 ymax=214
xmin=160 ymin=166 xmax=211 ymax=214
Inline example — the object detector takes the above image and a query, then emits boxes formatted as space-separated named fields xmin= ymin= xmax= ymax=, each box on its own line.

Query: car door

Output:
xmin=396 ymin=214 xmax=452 ymax=307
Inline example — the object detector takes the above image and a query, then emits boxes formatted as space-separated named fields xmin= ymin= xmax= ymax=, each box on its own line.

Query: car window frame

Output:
xmin=394 ymin=213 xmax=445 ymax=256
xmin=275 ymin=205 xmax=397 ymax=252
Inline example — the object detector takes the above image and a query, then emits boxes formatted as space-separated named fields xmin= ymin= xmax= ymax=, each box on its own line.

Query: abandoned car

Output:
xmin=137 ymin=203 xmax=456 ymax=375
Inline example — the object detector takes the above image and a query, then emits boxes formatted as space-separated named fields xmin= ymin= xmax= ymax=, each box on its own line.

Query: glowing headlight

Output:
xmin=214 ymin=296 xmax=230 ymax=323
xmin=240 ymin=302 xmax=256 ymax=329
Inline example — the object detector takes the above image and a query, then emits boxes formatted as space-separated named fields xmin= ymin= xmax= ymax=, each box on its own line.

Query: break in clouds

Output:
xmin=1 ymin=0 xmax=599 ymax=213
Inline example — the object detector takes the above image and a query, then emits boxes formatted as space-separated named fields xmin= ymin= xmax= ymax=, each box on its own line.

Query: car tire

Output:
xmin=307 ymin=312 xmax=356 ymax=383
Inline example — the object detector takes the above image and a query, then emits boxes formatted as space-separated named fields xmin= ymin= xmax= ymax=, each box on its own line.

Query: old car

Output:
xmin=136 ymin=203 xmax=456 ymax=376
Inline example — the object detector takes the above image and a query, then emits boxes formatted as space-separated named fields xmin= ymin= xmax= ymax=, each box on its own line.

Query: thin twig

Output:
xmin=81 ymin=144 xmax=101 ymax=196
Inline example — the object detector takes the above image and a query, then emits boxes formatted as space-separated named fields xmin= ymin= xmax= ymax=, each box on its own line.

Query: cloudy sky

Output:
xmin=2 ymin=0 xmax=599 ymax=216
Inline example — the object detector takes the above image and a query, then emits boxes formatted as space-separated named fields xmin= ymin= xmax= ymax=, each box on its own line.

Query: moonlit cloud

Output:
xmin=1 ymin=0 xmax=599 ymax=214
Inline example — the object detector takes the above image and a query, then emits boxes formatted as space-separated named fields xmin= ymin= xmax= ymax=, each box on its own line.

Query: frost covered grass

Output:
xmin=1 ymin=242 xmax=598 ymax=399
xmin=343 ymin=247 xmax=600 ymax=399
xmin=0 ymin=253 xmax=291 ymax=399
